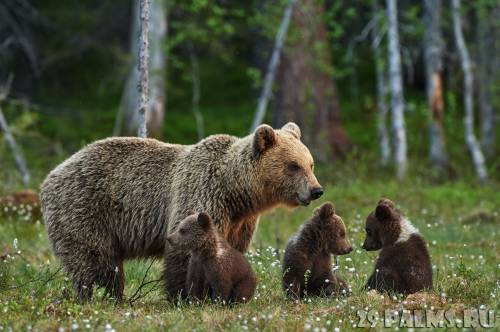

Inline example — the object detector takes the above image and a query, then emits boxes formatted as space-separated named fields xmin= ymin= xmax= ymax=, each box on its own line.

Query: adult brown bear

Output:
xmin=40 ymin=122 xmax=323 ymax=301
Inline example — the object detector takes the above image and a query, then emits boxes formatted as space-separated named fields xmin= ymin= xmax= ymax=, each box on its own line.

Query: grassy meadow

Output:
xmin=1 ymin=170 xmax=499 ymax=331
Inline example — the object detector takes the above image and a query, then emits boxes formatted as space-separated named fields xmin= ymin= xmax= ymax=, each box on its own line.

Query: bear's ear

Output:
xmin=253 ymin=124 xmax=277 ymax=159
xmin=377 ymin=198 xmax=395 ymax=208
xmin=314 ymin=202 xmax=335 ymax=220
xmin=281 ymin=122 xmax=301 ymax=140
xmin=375 ymin=200 xmax=396 ymax=222
xmin=197 ymin=212 xmax=212 ymax=230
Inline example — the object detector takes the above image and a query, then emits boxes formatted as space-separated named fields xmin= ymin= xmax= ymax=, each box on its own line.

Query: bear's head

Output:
xmin=252 ymin=122 xmax=323 ymax=207
xmin=312 ymin=202 xmax=352 ymax=255
xmin=166 ymin=212 xmax=214 ymax=252
xmin=362 ymin=198 xmax=403 ymax=251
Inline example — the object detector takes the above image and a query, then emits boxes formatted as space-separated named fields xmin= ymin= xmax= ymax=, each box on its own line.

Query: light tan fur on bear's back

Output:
xmin=40 ymin=122 xmax=321 ymax=301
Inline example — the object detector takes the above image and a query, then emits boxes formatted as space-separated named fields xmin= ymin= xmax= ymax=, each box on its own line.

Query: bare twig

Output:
xmin=250 ymin=0 xmax=296 ymax=132
xmin=346 ymin=13 xmax=381 ymax=58
xmin=129 ymin=278 xmax=162 ymax=305
xmin=127 ymin=260 xmax=162 ymax=305
xmin=0 ymin=75 xmax=30 ymax=185
xmin=3 ymin=266 xmax=63 ymax=292
xmin=34 ymin=266 xmax=65 ymax=296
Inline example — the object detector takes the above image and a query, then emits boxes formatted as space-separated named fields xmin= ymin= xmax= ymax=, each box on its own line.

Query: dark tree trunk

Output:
xmin=274 ymin=0 xmax=350 ymax=160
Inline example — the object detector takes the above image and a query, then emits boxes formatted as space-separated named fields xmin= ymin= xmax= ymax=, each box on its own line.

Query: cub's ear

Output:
xmin=281 ymin=122 xmax=301 ymax=140
xmin=253 ymin=124 xmax=276 ymax=159
xmin=197 ymin=212 xmax=212 ymax=229
xmin=314 ymin=202 xmax=335 ymax=220
xmin=375 ymin=201 xmax=396 ymax=222
xmin=377 ymin=198 xmax=395 ymax=208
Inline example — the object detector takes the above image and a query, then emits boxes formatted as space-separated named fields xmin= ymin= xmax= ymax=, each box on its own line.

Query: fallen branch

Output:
xmin=127 ymin=259 xmax=162 ymax=305
xmin=0 ymin=75 xmax=30 ymax=185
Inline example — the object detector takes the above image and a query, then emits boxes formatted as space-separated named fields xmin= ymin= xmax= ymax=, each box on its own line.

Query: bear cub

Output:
xmin=166 ymin=212 xmax=256 ymax=303
xmin=282 ymin=202 xmax=352 ymax=298
xmin=362 ymin=198 xmax=432 ymax=294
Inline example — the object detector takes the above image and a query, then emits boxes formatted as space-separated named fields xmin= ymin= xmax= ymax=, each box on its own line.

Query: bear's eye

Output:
xmin=366 ymin=228 xmax=372 ymax=236
xmin=339 ymin=230 xmax=345 ymax=238
xmin=179 ymin=228 xmax=186 ymax=235
xmin=287 ymin=162 xmax=301 ymax=172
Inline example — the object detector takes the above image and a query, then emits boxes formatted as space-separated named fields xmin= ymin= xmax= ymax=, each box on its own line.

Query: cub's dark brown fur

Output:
xmin=282 ymin=202 xmax=352 ymax=298
xmin=362 ymin=198 xmax=433 ymax=294
xmin=167 ymin=212 xmax=256 ymax=303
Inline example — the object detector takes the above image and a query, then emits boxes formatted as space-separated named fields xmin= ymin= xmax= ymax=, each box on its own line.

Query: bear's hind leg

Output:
xmin=73 ymin=276 xmax=94 ymax=302
xmin=67 ymin=253 xmax=122 ymax=302
xmin=231 ymin=277 xmax=256 ymax=303
xmin=366 ymin=268 xmax=402 ymax=293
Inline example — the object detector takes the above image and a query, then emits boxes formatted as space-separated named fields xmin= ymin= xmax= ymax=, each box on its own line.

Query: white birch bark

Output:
xmin=250 ymin=0 xmax=296 ymax=132
xmin=452 ymin=0 xmax=488 ymax=182
xmin=386 ymin=0 xmax=407 ymax=179
xmin=423 ymin=0 xmax=448 ymax=169
xmin=371 ymin=14 xmax=390 ymax=166
xmin=137 ymin=0 xmax=151 ymax=138
xmin=114 ymin=0 xmax=166 ymax=138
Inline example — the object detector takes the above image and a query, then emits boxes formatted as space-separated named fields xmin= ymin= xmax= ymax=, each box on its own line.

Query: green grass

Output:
xmin=1 ymin=175 xmax=499 ymax=331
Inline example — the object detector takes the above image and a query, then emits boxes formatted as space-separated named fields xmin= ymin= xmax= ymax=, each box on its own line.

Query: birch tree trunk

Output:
xmin=423 ymin=0 xmax=448 ymax=170
xmin=386 ymin=0 xmax=407 ymax=179
xmin=371 ymin=10 xmax=390 ymax=166
xmin=452 ymin=0 xmax=488 ymax=182
xmin=137 ymin=0 xmax=151 ymax=138
xmin=250 ymin=0 xmax=295 ymax=132
xmin=114 ymin=0 xmax=166 ymax=138
xmin=476 ymin=5 xmax=496 ymax=157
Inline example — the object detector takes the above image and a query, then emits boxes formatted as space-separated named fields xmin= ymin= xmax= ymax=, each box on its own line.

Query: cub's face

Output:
xmin=253 ymin=123 xmax=323 ymax=207
xmin=362 ymin=198 xmax=400 ymax=251
xmin=166 ymin=212 xmax=213 ymax=251
xmin=362 ymin=212 xmax=383 ymax=251
xmin=314 ymin=202 xmax=353 ymax=255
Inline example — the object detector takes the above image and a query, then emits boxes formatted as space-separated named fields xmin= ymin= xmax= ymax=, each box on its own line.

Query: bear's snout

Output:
xmin=338 ymin=245 xmax=353 ymax=255
xmin=310 ymin=187 xmax=324 ymax=200
xmin=362 ymin=241 xmax=377 ymax=251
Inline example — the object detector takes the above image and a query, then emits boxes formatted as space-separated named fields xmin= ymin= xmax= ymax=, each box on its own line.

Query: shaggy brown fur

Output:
xmin=282 ymin=202 xmax=352 ymax=298
xmin=362 ymin=198 xmax=433 ymax=294
xmin=167 ymin=212 xmax=256 ymax=303
xmin=40 ymin=122 xmax=322 ymax=301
